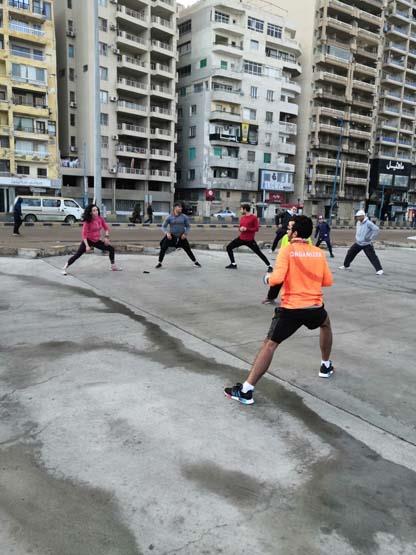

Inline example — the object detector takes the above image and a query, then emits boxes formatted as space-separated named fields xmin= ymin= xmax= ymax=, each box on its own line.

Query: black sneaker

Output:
xmin=267 ymin=266 xmax=273 ymax=273
xmin=319 ymin=362 xmax=334 ymax=378
xmin=224 ymin=383 xmax=254 ymax=405
xmin=155 ymin=262 xmax=162 ymax=269
xmin=194 ymin=261 xmax=201 ymax=267
xmin=225 ymin=264 xmax=237 ymax=269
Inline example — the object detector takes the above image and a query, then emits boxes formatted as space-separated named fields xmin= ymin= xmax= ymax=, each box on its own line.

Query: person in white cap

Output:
xmin=339 ymin=210 xmax=383 ymax=275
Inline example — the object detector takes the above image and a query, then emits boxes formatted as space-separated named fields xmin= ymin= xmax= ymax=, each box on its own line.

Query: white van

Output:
xmin=18 ymin=196 xmax=83 ymax=223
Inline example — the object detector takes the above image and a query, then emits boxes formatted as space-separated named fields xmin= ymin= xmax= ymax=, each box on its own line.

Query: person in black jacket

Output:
xmin=270 ymin=206 xmax=297 ymax=252
xmin=145 ymin=203 xmax=153 ymax=223
xmin=315 ymin=215 xmax=334 ymax=257
xmin=13 ymin=197 xmax=23 ymax=236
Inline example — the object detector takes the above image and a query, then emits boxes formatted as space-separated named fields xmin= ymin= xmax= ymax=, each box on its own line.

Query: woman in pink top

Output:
xmin=62 ymin=204 xmax=121 ymax=275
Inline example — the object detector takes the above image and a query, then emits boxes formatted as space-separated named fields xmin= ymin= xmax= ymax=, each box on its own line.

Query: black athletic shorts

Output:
xmin=267 ymin=305 xmax=328 ymax=344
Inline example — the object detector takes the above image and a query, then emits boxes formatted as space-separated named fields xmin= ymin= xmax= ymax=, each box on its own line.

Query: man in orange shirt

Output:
xmin=225 ymin=215 xmax=334 ymax=405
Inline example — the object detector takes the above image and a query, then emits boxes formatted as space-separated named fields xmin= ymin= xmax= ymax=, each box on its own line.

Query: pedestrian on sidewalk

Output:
xmin=224 ymin=215 xmax=334 ymax=405
xmin=339 ymin=209 xmax=383 ymax=275
xmin=225 ymin=203 xmax=272 ymax=271
xmin=315 ymin=215 xmax=334 ymax=257
xmin=156 ymin=203 xmax=201 ymax=269
xmin=270 ymin=206 xmax=297 ymax=253
xmin=145 ymin=203 xmax=153 ymax=223
xmin=62 ymin=204 xmax=121 ymax=275
xmin=13 ymin=197 xmax=23 ymax=236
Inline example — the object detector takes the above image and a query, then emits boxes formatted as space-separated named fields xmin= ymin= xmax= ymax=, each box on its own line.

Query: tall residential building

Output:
xmin=55 ymin=0 xmax=176 ymax=215
xmin=175 ymin=0 xmax=301 ymax=216
xmin=0 ymin=0 xmax=59 ymax=212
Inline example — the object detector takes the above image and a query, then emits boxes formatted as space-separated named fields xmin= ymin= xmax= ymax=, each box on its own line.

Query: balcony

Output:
xmin=148 ymin=169 xmax=172 ymax=180
xmin=325 ymin=17 xmax=354 ymax=34
xmin=210 ymin=110 xmax=241 ymax=123
xmin=150 ymin=148 xmax=172 ymax=160
xmin=314 ymin=157 xmax=337 ymax=167
xmin=314 ymin=173 xmax=340 ymax=183
xmin=8 ymin=21 xmax=46 ymax=40
xmin=354 ymin=63 xmax=377 ymax=77
xmin=117 ymin=122 xmax=148 ymax=138
xmin=150 ymin=39 xmax=173 ymax=55
xmin=279 ymin=122 xmax=297 ymax=134
xmin=116 ymin=5 xmax=147 ymax=28
xmin=150 ymin=127 xmax=172 ymax=140
xmin=316 ymin=71 xmax=348 ymax=85
xmin=387 ymin=40 xmax=407 ymax=53
xmin=150 ymin=106 xmax=173 ymax=119
xmin=353 ymin=79 xmax=376 ymax=93
xmin=151 ymin=15 xmax=173 ymax=31
xmin=350 ymin=112 xmax=372 ymax=124
xmin=277 ymin=142 xmax=296 ymax=155
xmin=150 ymin=62 xmax=172 ymax=76
xmin=386 ymin=24 xmax=409 ymax=38
xmin=14 ymin=149 xmax=49 ymax=160
xmin=212 ymin=41 xmax=244 ymax=57
xmin=117 ymin=77 xmax=148 ymax=95
xmin=8 ymin=0 xmax=46 ymax=20
xmin=116 ymin=31 xmax=147 ymax=53
xmin=151 ymin=0 xmax=175 ymax=14
xmin=208 ymin=155 xmax=239 ymax=169
xmin=118 ymin=167 xmax=147 ymax=178
xmin=116 ymin=144 xmax=147 ymax=158
xmin=348 ymin=128 xmax=371 ymax=139
xmin=150 ymin=83 xmax=173 ymax=98
xmin=404 ymin=79 xmax=416 ymax=89
xmin=117 ymin=100 xmax=148 ymax=116
xmin=382 ymin=72 xmax=404 ymax=85
xmin=383 ymin=56 xmax=405 ymax=69
xmin=13 ymin=124 xmax=49 ymax=139
xmin=321 ymin=0 xmax=354 ymax=15
xmin=211 ymin=88 xmax=243 ymax=104
xmin=12 ymin=96 xmax=48 ymax=115
xmin=117 ymin=55 xmax=148 ymax=75
xmin=347 ymin=160 xmax=369 ymax=170
xmin=280 ymin=101 xmax=298 ymax=116
xmin=345 ymin=176 xmax=368 ymax=186
xmin=10 ymin=48 xmax=45 ymax=62
xmin=313 ymin=123 xmax=343 ymax=135
xmin=357 ymin=27 xmax=380 ymax=43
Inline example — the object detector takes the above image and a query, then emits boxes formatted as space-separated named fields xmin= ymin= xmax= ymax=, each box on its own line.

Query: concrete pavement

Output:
xmin=1 ymin=246 xmax=416 ymax=554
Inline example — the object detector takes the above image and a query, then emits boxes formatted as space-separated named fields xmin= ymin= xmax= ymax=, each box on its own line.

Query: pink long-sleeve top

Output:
xmin=82 ymin=216 xmax=109 ymax=242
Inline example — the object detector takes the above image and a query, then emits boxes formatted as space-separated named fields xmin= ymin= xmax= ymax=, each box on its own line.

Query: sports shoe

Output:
xmin=13 ymin=232 xmax=20 ymax=236
xmin=225 ymin=263 xmax=237 ymax=269
xmin=338 ymin=265 xmax=350 ymax=270
xmin=155 ymin=262 xmax=162 ymax=269
xmin=62 ymin=268 xmax=68 ymax=276
xmin=111 ymin=265 xmax=122 ymax=271
xmin=261 ymin=298 xmax=278 ymax=305
xmin=224 ymin=383 xmax=254 ymax=405
xmin=267 ymin=266 xmax=273 ymax=273
xmin=194 ymin=261 xmax=201 ymax=267
xmin=376 ymin=269 xmax=384 ymax=275
xmin=330 ymin=254 xmax=335 ymax=258
xmin=319 ymin=362 xmax=334 ymax=378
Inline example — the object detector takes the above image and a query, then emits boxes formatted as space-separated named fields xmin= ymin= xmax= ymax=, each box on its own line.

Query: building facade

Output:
xmin=0 ymin=0 xmax=60 ymax=212
xmin=175 ymin=0 xmax=301 ymax=217
xmin=55 ymin=0 xmax=176 ymax=215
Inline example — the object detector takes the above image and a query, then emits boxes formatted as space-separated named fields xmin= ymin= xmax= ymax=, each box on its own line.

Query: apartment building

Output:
xmin=55 ymin=0 xmax=176 ymax=215
xmin=0 ymin=0 xmax=59 ymax=212
xmin=370 ymin=0 xmax=416 ymax=221
xmin=175 ymin=0 xmax=301 ymax=216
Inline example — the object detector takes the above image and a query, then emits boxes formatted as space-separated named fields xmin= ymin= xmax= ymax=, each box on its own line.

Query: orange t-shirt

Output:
xmin=268 ymin=239 xmax=333 ymax=309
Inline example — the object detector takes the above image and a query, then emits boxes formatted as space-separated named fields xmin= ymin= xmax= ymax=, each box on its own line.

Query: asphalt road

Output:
xmin=1 ymin=223 xmax=415 ymax=249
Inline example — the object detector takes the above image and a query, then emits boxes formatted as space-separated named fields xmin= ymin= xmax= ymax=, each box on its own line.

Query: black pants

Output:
xmin=145 ymin=216 xmax=153 ymax=223
xmin=159 ymin=235 xmax=196 ymax=263
xmin=267 ymin=282 xmax=282 ymax=301
xmin=226 ymin=237 xmax=270 ymax=266
xmin=13 ymin=214 xmax=22 ymax=234
xmin=343 ymin=243 xmax=382 ymax=271
xmin=271 ymin=228 xmax=287 ymax=252
xmin=316 ymin=236 xmax=333 ymax=256
xmin=67 ymin=239 xmax=115 ymax=267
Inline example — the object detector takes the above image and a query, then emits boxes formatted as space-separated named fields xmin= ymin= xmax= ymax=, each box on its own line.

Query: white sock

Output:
xmin=321 ymin=360 xmax=331 ymax=368
xmin=242 ymin=381 xmax=254 ymax=393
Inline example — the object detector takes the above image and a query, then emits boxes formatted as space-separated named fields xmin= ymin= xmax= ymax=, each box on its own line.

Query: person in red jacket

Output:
xmin=225 ymin=204 xmax=272 ymax=271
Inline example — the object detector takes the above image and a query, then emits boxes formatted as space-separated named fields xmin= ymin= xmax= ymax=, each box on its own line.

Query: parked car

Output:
xmin=17 ymin=196 xmax=83 ymax=223
xmin=213 ymin=209 xmax=236 ymax=219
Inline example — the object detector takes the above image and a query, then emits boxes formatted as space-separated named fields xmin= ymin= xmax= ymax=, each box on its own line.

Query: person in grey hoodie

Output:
xmin=156 ymin=203 xmax=201 ymax=268
xmin=339 ymin=209 xmax=383 ymax=275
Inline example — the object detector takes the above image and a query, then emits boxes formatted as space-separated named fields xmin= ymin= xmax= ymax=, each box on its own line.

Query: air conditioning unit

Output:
xmin=109 ymin=95 xmax=118 ymax=102
xmin=113 ymin=48 xmax=121 ymax=55
xmin=110 ymin=0 xmax=118 ymax=4
xmin=110 ymin=24 xmax=117 ymax=31
xmin=109 ymin=167 xmax=117 ymax=174
xmin=111 ymin=134 xmax=118 ymax=140
xmin=70 ymin=146 xmax=77 ymax=152
xmin=69 ymin=101 xmax=77 ymax=108
xmin=66 ymin=30 xmax=76 ymax=38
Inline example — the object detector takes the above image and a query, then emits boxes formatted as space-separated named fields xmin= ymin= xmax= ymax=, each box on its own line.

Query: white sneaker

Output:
xmin=376 ymin=270 xmax=384 ymax=275
xmin=338 ymin=265 xmax=350 ymax=270
xmin=62 ymin=268 xmax=68 ymax=276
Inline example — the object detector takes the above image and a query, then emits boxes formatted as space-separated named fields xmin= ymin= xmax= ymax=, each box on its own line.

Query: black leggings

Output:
xmin=13 ymin=214 xmax=22 ymax=234
xmin=271 ymin=228 xmax=287 ymax=252
xmin=316 ymin=236 xmax=333 ymax=256
xmin=267 ymin=282 xmax=282 ymax=301
xmin=159 ymin=235 xmax=196 ymax=263
xmin=67 ymin=239 xmax=115 ymax=267
xmin=343 ymin=242 xmax=382 ymax=271
xmin=226 ymin=237 xmax=270 ymax=266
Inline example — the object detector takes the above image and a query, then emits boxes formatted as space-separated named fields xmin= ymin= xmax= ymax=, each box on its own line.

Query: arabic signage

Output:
xmin=370 ymin=159 xmax=411 ymax=192
xmin=259 ymin=169 xmax=294 ymax=192
xmin=0 ymin=177 xmax=61 ymax=189
xmin=375 ymin=159 xmax=411 ymax=176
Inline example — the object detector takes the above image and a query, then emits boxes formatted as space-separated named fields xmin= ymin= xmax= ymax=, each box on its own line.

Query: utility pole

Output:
xmin=93 ymin=0 xmax=102 ymax=207
xmin=83 ymin=141 xmax=88 ymax=207
xmin=329 ymin=118 xmax=344 ymax=226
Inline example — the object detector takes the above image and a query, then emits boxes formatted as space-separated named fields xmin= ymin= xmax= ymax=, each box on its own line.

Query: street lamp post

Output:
xmin=93 ymin=0 xmax=102 ymax=208
xmin=329 ymin=118 xmax=344 ymax=226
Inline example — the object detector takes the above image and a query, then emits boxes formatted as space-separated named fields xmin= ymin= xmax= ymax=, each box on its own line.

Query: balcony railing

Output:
xmin=117 ymin=145 xmax=147 ymax=154
xmin=149 ymin=169 xmax=171 ymax=176
xmin=150 ymin=128 xmax=171 ymax=136
xmin=150 ymin=62 xmax=170 ymax=72
xmin=150 ymin=84 xmax=172 ymax=94
xmin=117 ymin=77 xmax=147 ymax=90
xmin=118 ymin=123 xmax=147 ymax=135
xmin=14 ymin=125 xmax=48 ymax=134
xmin=117 ymin=4 xmax=146 ymax=21
xmin=150 ymin=106 xmax=172 ymax=115
xmin=118 ymin=167 xmax=146 ymax=175
xmin=15 ymin=149 xmax=48 ymax=157
xmin=9 ymin=21 xmax=45 ymax=36
xmin=117 ymin=100 xmax=147 ymax=111
xmin=117 ymin=30 xmax=146 ymax=46
xmin=151 ymin=15 xmax=172 ymax=28
xmin=11 ymin=48 xmax=45 ymax=61
xmin=150 ymin=148 xmax=171 ymax=156
xmin=12 ymin=96 xmax=47 ymax=107
xmin=150 ymin=39 xmax=173 ymax=51
xmin=118 ymin=55 xmax=147 ymax=69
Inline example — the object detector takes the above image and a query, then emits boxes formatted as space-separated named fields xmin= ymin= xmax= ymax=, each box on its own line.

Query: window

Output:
xmin=220 ymin=60 xmax=228 ymax=70
xmin=266 ymin=90 xmax=274 ymax=102
xmin=99 ymin=42 xmax=107 ymax=56
xmin=178 ymin=41 xmax=191 ymax=55
xmin=12 ymin=63 xmax=46 ymax=84
xmin=215 ymin=11 xmax=229 ymax=24
xmin=265 ymin=111 xmax=273 ymax=123
xmin=250 ymin=86 xmax=258 ymax=98
xmin=59 ymin=69 xmax=65 ymax=77
xmin=43 ymin=0 xmax=52 ymax=18
xmin=70 ymin=136 xmax=76 ymax=147
xmin=100 ymin=113 xmax=108 ymax=126
xmin=17 ymin=165 xmax=30 ymax=175
xmin=189 ymin=125 xmax=196 ymax=138
xmin=99 ymin=17 xmax=107 ymax=32
xmin=178 ymin=64 xmax=191 ymax=77
xmin=194 ymin=82 xmax=203 ymax=92
xmin=267 ymin=23 xmax=282 ymax=38
xmin=43 ymin=199 xmax=60 ymax=207
xmin=37 ymin=168 xmax=47 ymax=177
xmin=0 ymin=137 xmax=9 ymax=147
xmin=188 ymin=169 xmax=195 ymax=180
xmin=213 ymin=146 xmax=222 ymax=157
xmin=248 ymin=17 xmax=264 ymax=33
xmin=69 ymin=91 xmax=75 ymax=102
xmin=264 ymin=152 xmax=271 ymax=163
xmin=200 ymin=58 xmax=207 ymax=68
xmin=250 ymin=39 xmax=259 ymax=50
xmin=189 ymin=147 xmax=196 ymax=160
xmin=178 ymin=107 xmax=183 ymax=118
xmin=64 ymin=200 xmax=78 ymax=207
xmin=48 ymin=121 xmax=56 ymax=136
xmin=178 ymin=19 xmax=192 ymax=36
xmin=243 ymin=108 xmax=256 ymax=120
xmin=67 ymin=0 xmax=72 ymax=7
xmin=98 ymin=0 xmax=107 ymax=5
xmin=101 ymin=135 xmax=108 ymax=148
xmin=70 ymin=113 xmax=75 ymax=126
xmin=99 ymin=66 xmax=108 ymax=80
xmin=190 ymin=104 xmax=197 ymax=115
xmin=101 ymin=158 xmax=108 ymax=170
xmin=247 ymin=151 xmax=255 ymax=162
xmin=68 ymin=44 xmax=74 ymax=58
xmin=244 ymin=61 xmax=262 ymax=75
xmin=246 ymin=171 xmax=255 ymax=181
xmin=83 ymin=64 xmax=88 ymax=72
xmin=100 ymin=90 xmax=108 ymax=104
xmin=265 ymin=132 xmax=272 ymax=146
xmin=179 ymin=87 xmax=187 ymax=96
xmin=69 ymin=68 xmax=75 ymax=81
